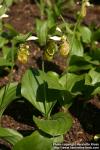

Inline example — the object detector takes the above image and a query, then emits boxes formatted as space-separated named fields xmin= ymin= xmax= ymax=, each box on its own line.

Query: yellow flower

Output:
xmin=44 ymin=50 xmax=53 ymax=61
xmin=43 ymin=41 xmax=57 ymax=61
xmin=81 ymin=0 xmax=89 ymax=18
xmin=17 ymin=44 xmax=30 ymax=64
xmin=59 ymin=36 xmax=70 ymax=57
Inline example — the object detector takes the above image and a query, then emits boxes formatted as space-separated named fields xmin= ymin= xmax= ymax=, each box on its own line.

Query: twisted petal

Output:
xmin=27 ymin=36 xmax=38 ymax=41
xmin=0 ymin=14 xmax=9 ymax=19
xmin=50 ymin=36 xmax=61 ymax=41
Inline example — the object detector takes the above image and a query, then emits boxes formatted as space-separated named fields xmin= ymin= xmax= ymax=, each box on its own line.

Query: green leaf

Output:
xmin=69 ymin=64 xmax=92 ymax=72
xmin=0 ymin=57 xmax=13 ymax=66
xmin=13 ymin=131 xmax=53 ymax=150
xmin=90 ymin=48 xmax=100 ymax=62
xmin=92 ymin=28 xmax=100 ymax=41
xmin=0 ymin=127 xmax=23 ymax=145
xmin=4 ymin=0 xmax=13 ymax=7
xmin=69 ymin=54 xmax=99 ymax=73
xmin=0 ymin=36 xmax=8 ymax=48
xmin=79 ymin=26 xmax=92 ymax=43
xmin=36 ymin=20 xmax=48 ymax=46
xmin=85 ymin=69 xmax=100 ymax=85
xmin=33 ymin=112 xmax=73 ymax=136
xmin=0 ymin=0 xmax=3 ymax=4
xmin=22 ymin=70 xmax=75 ymax=116
xmin=92 ymin=87 xmax=100 ymax=95
xmin=46 ymin=71 xmax=64 ymax=90
xmin=13 ymin=32 xmax=31 ymax=44
xmin=21 ymin=69 xmax=45 ymax=114
xmin=58 ymin=73 xmax=84 ymax=107
xmin=71 ymin=37 xmax=83 ymax=56
xmin=21 ymin=69 xmax=57 ymax=116
xmin=59 ymin=73 xmax=84 ymax=91
xmin=53 ymin=135 xmax=63 ymax=143
xmin=4 ymin=23 xmax=18 ymax=37
xmin=46 ymin=10 xmax=55 ymax=29
xmin=0 ymin=6 xmax=7 ymax=16
xmin=2 ymin=46 xmax=11 ymax=59
xmin=0 ymin=82 xmax=18 ymax=117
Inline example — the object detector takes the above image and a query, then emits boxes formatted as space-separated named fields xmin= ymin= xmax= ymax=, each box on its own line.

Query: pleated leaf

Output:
xmin=21 ymin=69 xmax=56 ymax=115
xmin=85 ymin=69 xmax=100 ymax=85
xmin=0 ymin=82 xmax=18 ymax=117
xmin=33 ymin=112 xmax=73 ymax=136
xmin=13 ymin=131 xmax=53 ymax=150
xmin=0 ymin=127 xmax=23 ymax=145
xmin=71 ymin=37 xmax=83 ymax=56
xmin=0 ymin=58 xmax=12 ymax=66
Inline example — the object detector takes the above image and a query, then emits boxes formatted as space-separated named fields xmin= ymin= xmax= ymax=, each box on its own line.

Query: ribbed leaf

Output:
xmin=0 ymin=127 xmax=23 ymax=145
xmin=79 ymin=26 xmax=92 ymax=43
xmin=46 ymin=71 xmax=64 ymax=90
xmin=4 ymin=0 xmax=13 ymax=7
xmin=33 ymin=112 xmax=73 ymax=136
xmin=59 ymin=73 xmax=84 ymax=91
xmin=13 ymin=131 xmax=53 ymax=150
xmin=85 ymin=69 xmax=100 ymax=85
xmin=13 ymin=32 xmax=31 ymax=44
xmin=71 ymin=37 xmax=83 ymax=56
xmin=92 ymin=87 xmax=100 ymax=95
xmin=36 ymin=20 xmax=48 ymax=46
xmin=0 ymin=57 xmax=12 ymax=66
xmin=21 ymin=69 xmax=61 ymax=116
xmin=0 ymin=37 xmax=8 ymax=48
xmin=0 ymin=82 xmax=18 ymax=117
xmin=0 ymin=6 xmax=7 ymax=16
xmin=21 ymin=69 xmax=45 ymax=114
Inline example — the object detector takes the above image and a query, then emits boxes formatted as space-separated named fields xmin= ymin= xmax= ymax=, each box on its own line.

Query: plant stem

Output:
xmin=60 ymin=1 xmax=83 ymax=74
xmin=66 ymin=15 xmax=82 ymax=73
xmin=42 ymin=58 xmax=48 ymax=118
xmin=60 ymin=4 xmax=83 ymax=109
xmin=60 ymin=15 xmax=73 ymax=35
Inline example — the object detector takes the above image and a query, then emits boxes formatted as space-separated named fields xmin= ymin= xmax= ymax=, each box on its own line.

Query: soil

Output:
xmin=0 ymin=0 xmax=100 ymax=149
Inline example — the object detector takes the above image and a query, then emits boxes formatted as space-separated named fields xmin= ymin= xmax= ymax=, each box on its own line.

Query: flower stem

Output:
xmin=42 ymin=58 xmax=48 ymax=118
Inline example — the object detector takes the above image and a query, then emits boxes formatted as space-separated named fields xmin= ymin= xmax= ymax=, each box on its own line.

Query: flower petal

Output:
xmin=0 ymin=14 xmax=9 ymax=19
xmin=0 ymin=5 xmax=3 ymax=9
xmin=27 ymin=36 xmax=38 ymax=41
xmin=49 ymin=36 xmax=61 ymax=41
xmin=56 ymin=27 xmax=62 ymax=32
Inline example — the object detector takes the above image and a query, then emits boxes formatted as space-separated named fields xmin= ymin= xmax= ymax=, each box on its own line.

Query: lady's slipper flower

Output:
xmin=43 ymin=41 xmax=57 ymax=61
xmin=59 ymin=36 xmax=70 ymax=57
xmin=17 ymin=44 xmax=30 ymax=64
xmin=81 ymin=0 xmax=91 ymax=18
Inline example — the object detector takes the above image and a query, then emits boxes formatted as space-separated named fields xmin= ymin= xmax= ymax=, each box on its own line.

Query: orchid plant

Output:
xmin=0 ymin=0 xmax=100 ymax=149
